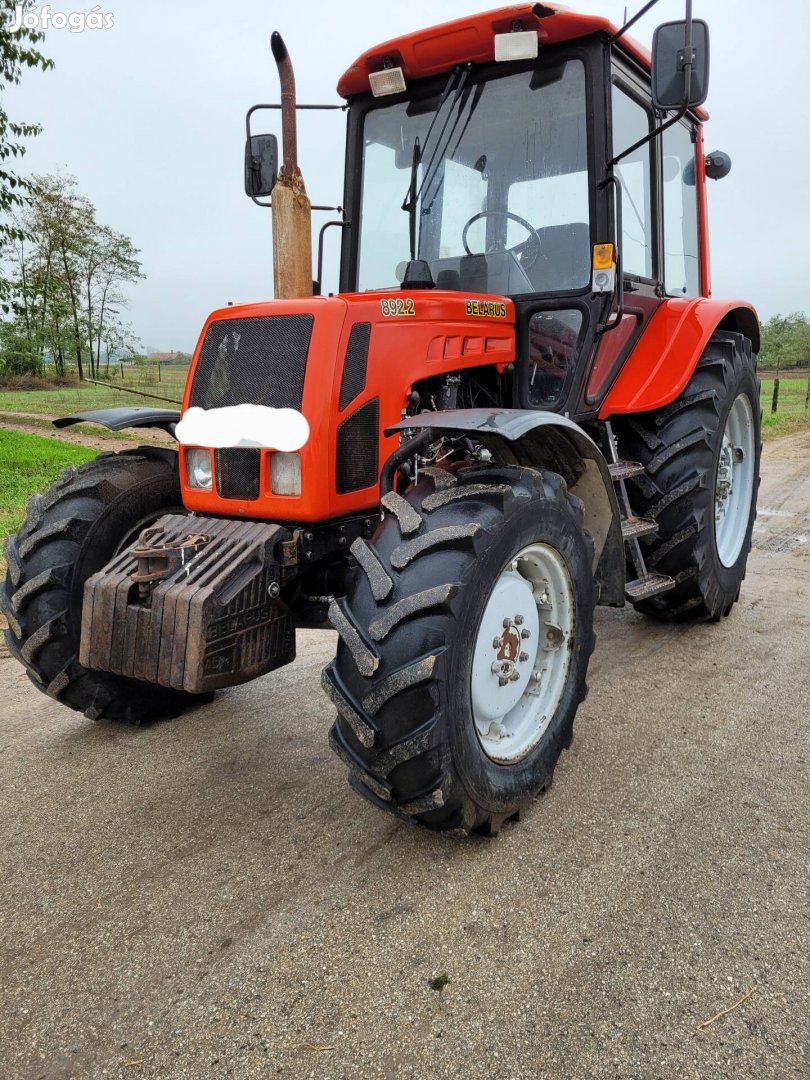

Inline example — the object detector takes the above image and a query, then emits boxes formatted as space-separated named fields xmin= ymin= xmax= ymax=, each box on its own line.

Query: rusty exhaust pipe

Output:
xmin=270 ymin=31 xmax=313 ymax=299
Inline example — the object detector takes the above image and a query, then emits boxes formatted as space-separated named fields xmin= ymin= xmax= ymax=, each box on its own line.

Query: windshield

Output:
xmin=357 ymin=59 xmax=590 ymax=296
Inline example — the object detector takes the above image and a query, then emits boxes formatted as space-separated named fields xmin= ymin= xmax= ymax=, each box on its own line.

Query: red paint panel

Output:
xmin=695 ymin=124 xmax=711 ymax=298
xmin=599 ymin=298 xmax=758 ymax=418
xmin=586 ymin=312 xmax=640 ymax=403
xmin=337 ymin=3 xmax=708 ymax=121
xmin=180 ymin=292 xmax=515 ymax=523
xmin=180 ymin=296 xmax=349 ymax=523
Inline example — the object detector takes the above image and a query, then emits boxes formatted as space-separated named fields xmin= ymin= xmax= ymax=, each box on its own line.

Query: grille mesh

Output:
xmin=189 ymin=315 xmax=313 ymax=411
xmin=215 ymin=448 xmax=260 ymax=501
xmin=339 ymin=322 xmax=372 ymax=411
xmin=336 ymin=399 xmax=379 ymax=494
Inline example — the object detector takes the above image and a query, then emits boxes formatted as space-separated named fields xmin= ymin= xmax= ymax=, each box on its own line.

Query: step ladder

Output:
xmin=602 ymin=421 xmax=676 ymax=603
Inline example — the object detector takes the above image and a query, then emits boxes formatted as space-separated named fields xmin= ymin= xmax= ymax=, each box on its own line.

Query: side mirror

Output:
xmin=651 ymin=19 xmax=710 ymax=111
xmin=244 ymin=133 xmax=278 ymax=199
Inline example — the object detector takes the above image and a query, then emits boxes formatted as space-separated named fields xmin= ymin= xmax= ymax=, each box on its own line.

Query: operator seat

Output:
xmin=527 ymin=223 xmax=590 ymax=293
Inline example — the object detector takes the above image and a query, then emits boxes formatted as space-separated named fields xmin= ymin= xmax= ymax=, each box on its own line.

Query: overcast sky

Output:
xmin=8 ymin=0 xmax=810 ymax=351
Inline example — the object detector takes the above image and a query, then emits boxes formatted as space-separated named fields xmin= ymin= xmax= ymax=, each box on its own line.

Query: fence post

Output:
xmin=771 ymin=378 xmax=780 ymax=414
xmin=120 ymin=362 xmax=124 ymax=380
xmin=805 ymin=377 xmax=810 ymax=411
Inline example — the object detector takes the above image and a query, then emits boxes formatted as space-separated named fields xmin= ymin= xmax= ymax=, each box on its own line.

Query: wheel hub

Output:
xmin=490 ymin=616 xmax=530 ymax=686
xmin=471 ymin=544 xmax=575 ymax=764
xmin=714 ymin=393 xmax=755 ymax=567
xmin=715 ymin=435 xmax=735 ymax=516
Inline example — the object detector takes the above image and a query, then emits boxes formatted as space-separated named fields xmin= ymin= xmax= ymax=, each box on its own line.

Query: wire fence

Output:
xmin=760 ymin=372 xmax=810 ymax=415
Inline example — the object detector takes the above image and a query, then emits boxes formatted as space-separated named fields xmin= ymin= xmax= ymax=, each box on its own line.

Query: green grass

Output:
xmin=0 ymin=430 xmax=96 ymax=565
xmin=0 ymin=365 xmax=187 ymax=417
xmin=759 ymin=376 xmax=810 ymax=439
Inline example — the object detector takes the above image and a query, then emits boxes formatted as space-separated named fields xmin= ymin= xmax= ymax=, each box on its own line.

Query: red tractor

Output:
xmin=3 ymin=2 xmax=760 ymax=836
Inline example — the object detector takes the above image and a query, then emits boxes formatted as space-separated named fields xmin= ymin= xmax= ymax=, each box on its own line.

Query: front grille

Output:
xmin=339 ymin=322 xmax=372 ymax=410
xmin=189 ymin=315 xmax=313 ymax=411
xmin=336 ymin=399 xmax=379 ymax=494
xmin=215 ymin=448 xmax=260 ymax=501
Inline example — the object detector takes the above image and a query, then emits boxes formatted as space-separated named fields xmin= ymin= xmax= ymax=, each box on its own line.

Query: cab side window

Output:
xmin=611 ymin=84 xmax=654 ymax=280
xmin=662 ymin=121 xmax=700 ymax=296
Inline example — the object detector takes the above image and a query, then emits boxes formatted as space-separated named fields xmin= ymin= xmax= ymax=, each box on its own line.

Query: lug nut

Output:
xmin=514 ymin=614 xmax=524 ymax=625
xmin=509 ymin=671 xmax=520 ymax=682
xmin=498 ymin=676 xmax=509 ymax=687
xmin=267 ymin=582 xmax=280 ymax=599
xmin=503 ymin=618 xmax=511 ymax=628
xmin=519 ymin=651 xmax=529 ymax=663
xmin=521 ymin=628 xmax=530 ymax=639
xmin=492 ymin=637 xmax=502 ymax=649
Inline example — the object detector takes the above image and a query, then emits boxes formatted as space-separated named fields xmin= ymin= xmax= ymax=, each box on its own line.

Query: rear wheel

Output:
xmin=1 ymin=450 xmax=209 ymax=724
xmin=615 ymin=331 xmax=761 ymax=621
xmin=324 ymin=464 xmax=596 ymax=835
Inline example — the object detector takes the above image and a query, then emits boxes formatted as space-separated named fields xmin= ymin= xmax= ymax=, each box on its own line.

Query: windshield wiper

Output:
xmin=401 ymin=66 xmax=463 ymax=261
xmin=402 ymin=136 xmax=421 ymax=262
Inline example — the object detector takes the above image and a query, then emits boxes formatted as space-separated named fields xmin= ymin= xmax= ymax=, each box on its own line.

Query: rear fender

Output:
xmin=600 ymin=298 xmax=759 ymax=417
xmin=53 ymin=406 xmax=180 ymax=436
xmin=387 ymin=409 xmax=625 ymax=607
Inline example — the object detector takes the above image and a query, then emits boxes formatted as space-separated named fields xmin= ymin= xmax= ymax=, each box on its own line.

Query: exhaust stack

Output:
xmin=270 ymin=32 xmax=313 ymax=299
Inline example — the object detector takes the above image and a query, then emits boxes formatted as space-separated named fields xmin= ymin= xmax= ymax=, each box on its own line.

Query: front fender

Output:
xmin=600 ymin=298 xmax=760 ymax=417
xmin=386 ymin=409 xmax=625 ymax=607
xmin=53 ymin=406 xmax=180 ymax=436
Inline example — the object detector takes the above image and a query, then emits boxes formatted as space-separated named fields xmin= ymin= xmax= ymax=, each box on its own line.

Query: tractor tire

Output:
xmin=615 ymin=330 xmax=761 ymax=622
xmin=1 ymin=449 xmax=208 ymax=724
xmin=324 ymin=464 xmax=596 ymax=836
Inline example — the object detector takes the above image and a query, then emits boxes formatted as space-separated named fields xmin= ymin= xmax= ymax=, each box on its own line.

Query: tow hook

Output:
xmin=131 ymin=531 xmax=210 ymax=603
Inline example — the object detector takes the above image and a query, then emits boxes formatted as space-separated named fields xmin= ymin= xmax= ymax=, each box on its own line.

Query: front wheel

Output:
xmin=324 ymin=464 xmax=596 ymax=835
xmin=1 ymin=450 xmax=209 ymax=724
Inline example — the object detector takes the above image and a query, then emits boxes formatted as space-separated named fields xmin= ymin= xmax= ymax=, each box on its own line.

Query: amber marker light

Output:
xmin=592 ymin=243 xmax=616 ymax=293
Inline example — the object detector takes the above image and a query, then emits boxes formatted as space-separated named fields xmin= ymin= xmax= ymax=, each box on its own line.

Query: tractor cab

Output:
xmin=330 ymin=3 xmax=719 ymax=420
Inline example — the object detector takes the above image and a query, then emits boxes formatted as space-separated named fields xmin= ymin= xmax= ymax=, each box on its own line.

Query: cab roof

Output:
xmin=337 ymin=3 xmax=708 ymax=120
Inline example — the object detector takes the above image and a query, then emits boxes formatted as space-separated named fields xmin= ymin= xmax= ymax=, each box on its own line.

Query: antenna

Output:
xmin=612 ymin=0 xmax=661 ymax=41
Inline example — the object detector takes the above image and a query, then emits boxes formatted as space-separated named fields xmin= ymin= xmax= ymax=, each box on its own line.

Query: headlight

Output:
xmin=270 ymin=452 xmax=301 ymax=496
xmin=185 ymin=448 xmax=212 ymax=491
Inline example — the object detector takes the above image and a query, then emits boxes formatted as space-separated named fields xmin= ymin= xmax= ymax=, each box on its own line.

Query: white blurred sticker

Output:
xmin=176 ymin=404 xmax=310 ymax=451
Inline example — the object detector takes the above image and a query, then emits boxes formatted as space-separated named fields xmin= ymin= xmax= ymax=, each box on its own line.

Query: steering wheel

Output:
xmin=461 ymin=210 xmax=543 ymax=270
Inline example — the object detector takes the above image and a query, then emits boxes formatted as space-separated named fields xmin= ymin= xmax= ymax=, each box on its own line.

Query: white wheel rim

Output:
xmin=470 ymin=543 xmax=575 ymax=764
xmin=714 ymin=393 xmax=755 ymax=567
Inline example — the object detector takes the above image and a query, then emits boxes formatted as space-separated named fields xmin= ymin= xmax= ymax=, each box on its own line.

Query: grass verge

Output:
xmin=0 ymin=372 xmax=184 ymax=416
xmin=759 ymin=377 xmax=810 ymax=440
xmin=0 ymin=429 xmax=96 ymax=574
xmin=761 ymin=410 xmax=810 ymax=439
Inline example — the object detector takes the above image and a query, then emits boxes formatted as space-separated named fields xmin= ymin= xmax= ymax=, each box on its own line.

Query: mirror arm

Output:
xmin=314 ymin=219 xmax=351 ymax=296
xmin=609 ymin=98 xmax=688 ymax=168
xmin=680 ymin=0 xmax=694 ymax=103
xmin=612 ymin=0 xmax=698 ymax=167
xmin=244 ymin=103 xmax=348 ymax=208
xmin=250 ymin=201 xmax=345 ymax=213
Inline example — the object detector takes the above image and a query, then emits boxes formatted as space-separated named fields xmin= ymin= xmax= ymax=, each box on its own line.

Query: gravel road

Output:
xmin=1 ymin=432 xmax=808 ymax=1080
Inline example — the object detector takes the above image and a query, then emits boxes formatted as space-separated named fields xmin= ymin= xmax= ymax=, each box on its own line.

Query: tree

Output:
xmin=759 ymin=312 xmax=810 ymax=371
xmin=0 ymin=174 xmax=144 ymax=377
xmin=0 ymin=0 xmax=54 ymax=309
